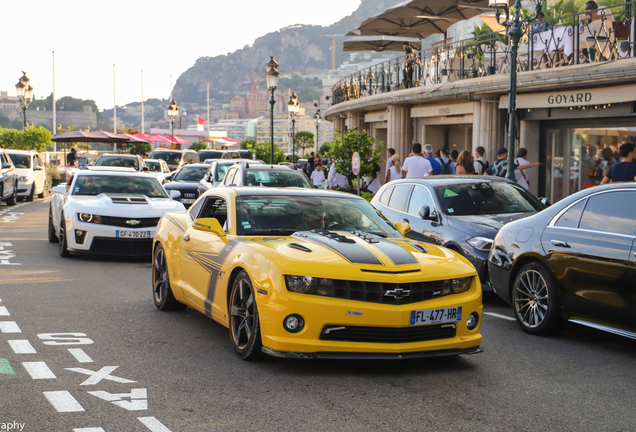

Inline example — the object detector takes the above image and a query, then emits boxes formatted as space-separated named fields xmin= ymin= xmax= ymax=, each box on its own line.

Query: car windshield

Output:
xmin=153 ymin=151 xmax=181 ymax=164
xmin=8 ymin=154 xmax=31 ymax=169
xmin=198 ymin=151 xmax=222 ymax=161
xmin=433 ymin=182 xmax=542 ymax=216
xmin=173 ymin=166 xmax=208 ymax=182
xmin=245 ymin=169 xmax=312 ymax=188
xmin=72 ymin=175 xmax=167 ymax=198
xmin=236 ymin=195 xmax=400 ymax=237
xmin=145 ymin=161 xmax=161 ymax=172
xmin=215 ymin=165 xmax=230 ymax=182
xmin=95 ymin=156 xmax=139 ymax=170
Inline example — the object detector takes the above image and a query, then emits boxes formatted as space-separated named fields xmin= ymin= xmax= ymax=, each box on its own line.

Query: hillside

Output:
xmin=173 ymin=0 xmax=403 ymax=104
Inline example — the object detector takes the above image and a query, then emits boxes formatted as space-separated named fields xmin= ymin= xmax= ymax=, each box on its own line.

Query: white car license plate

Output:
xmin=116 ymin=230 xmax=151 ymax=239
xmin=410 ymin=306 xmax=462 ymax=326
xmin=181 ymin=198 xmax=195 ymax=204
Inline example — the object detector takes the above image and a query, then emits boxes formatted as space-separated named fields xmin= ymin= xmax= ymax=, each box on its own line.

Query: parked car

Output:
xmin=143 ymin=159 xmax=171 ymax=184
xmin=94 ymin=154 xmax=148 ymax=172
xmin=221 ymin=163 xmax=312 ymax=188
xmin=0 ymin=149 xmax=18 ymax=206
xmin=5 ymin=150 xmax=46 ymax=201
xmin=148 ymin=149 xmax=199 ymax=171
xmin=152 ymin=187 xmax=483 ymax=360
xmin=198 ymin=159 xmax=263 ymax=196
xmin=163 ymin=163 xmax=210 ymax=208
xmin=49 ymin=170 xmax=185 ymax=257
xmin=371 ymin=176 xmax=545 ymax=291
xmin=198 ymin=149 xmax=252 ymax=161
xmin=488 ymin=183 xmax=636 ymax=339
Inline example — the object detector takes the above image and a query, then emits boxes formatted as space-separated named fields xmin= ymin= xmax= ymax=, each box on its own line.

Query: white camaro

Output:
xmin=49 ymin=170 xmax=186 ymax=257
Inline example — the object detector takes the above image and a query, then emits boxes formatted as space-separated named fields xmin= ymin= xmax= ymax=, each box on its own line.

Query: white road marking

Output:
xmin=0 ymin=242 xmax=20 ymax=265
xmin=39 ymin=332 xmax=94 ymax=345
xmin=0 ymin=306 xmax=10 ymax=316
xmin=74 ymin=429 xmax=106 ymax=432
xmin=138 ymin=417 xmax=173 ymax=432
xmin=44 ymin=391 xmax=85 ymax=412
xmin=0 ymin=321 xmax=21 ymax=333
xmin=484 ymin=312 xmax=516 ymax=321
xmin=68 ymin=348 xmax=94 ymax=363
xmin=89 ymin=388 xmax=148 ymax=411
xmin=8 ymin=339 xmax=37 ymax=354
xmin=65 ymin=366 xmax=136 ymax=386
xmin=23 ymin=362 xmax=57 ymax=379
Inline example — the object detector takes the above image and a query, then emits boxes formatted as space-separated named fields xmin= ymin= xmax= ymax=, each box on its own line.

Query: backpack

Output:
xmin=438 ymin=157 xmax=453 ymax=175
xmin=476 ymin=159 xmax=488 ymax=174
xmin=491 ymin=160 xmax=508 ymax=177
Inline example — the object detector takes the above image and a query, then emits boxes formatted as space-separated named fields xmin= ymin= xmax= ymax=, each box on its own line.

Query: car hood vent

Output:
xmin=108 ymin=195 xmax=149 ymax=205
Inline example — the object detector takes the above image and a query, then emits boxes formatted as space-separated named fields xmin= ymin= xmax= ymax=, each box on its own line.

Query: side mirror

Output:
xmin=52 ymin=185 xmax=68 ymax=196
xmin=419 ymin=205 xmax=437 ymax=221
xmin=394 ymin=221 xmax=411 ymax=236
xmin=204 ymin=173 xmax=211 ymax=182
xmin=169 ymin=190 xmax=181 ymax=200
xmin=165 ymin=174 xmax=173 ymax=182
xmin=2 ymin=162 xmax=11 ymax=169
xmin=192 ymin=218 xmax=225 ymax=237
xmin=539 ymin=197 xmax=551 ymax=207
xmin=34 ymin=166 xmax=44 ymax=171
xmin=142 ymin=167 xmax=149 ymax=172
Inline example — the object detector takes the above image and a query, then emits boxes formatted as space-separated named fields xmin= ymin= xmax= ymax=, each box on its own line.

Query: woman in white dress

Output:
xmin=387 ymin=155 xmax=403 ymax=182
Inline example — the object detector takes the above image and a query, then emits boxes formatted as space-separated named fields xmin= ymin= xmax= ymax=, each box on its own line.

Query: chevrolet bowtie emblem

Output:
xmin=384 ymin=288 xmax=410 ymax=299
xmin=126 ymin=220 xmax=141 ymax=226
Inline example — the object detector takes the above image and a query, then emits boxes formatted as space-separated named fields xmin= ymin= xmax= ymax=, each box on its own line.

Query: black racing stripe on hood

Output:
xmin=300 ymin=232 xmax=383 ymax=266
xmin=371 ymin=239 xmax=419 ymax=266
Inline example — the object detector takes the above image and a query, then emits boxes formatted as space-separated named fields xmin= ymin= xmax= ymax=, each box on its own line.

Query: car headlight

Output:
xmin=285 ymin=276 xmax=317 ymax=294
xmin=19 ymin=176 xmax=31 ymax=183
xmin=77 ymin=213 xmax=102 ymax=224
xmin=451 ymin=277 xmax=472 ymax=294
xmin=467 ymin=236 xmax=494 ymax=252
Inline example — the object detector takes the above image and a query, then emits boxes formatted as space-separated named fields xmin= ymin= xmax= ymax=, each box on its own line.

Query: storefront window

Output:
xmin=546 ymin=127 xmax=633 ymax=203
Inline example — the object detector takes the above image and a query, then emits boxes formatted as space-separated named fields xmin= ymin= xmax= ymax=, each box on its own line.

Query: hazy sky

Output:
xmin=2 ymin=0 xmax=361 ymax=111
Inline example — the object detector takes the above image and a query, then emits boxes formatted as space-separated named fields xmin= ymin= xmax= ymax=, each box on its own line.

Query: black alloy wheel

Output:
xmin=152 ymin=244 xmax=186 ymax=311
xmin=58 ymin=212 xmax=70 ymax=257
xmin=48 ymin=209 xmax=58 ymax=243
xmin=512 ymin=262 xmax=564 ymax=336
xmin=6 ymin=183 xmax=17 ymax=206
xmin=229 ymin=271 xmax=262 ymax=361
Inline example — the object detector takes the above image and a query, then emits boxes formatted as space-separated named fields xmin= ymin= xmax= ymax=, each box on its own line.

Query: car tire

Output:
xmin=152 ymin=243 xmax=186 ymax=311
xmin=512 ymin=262 xmax=565 ymax=336
xmin=38 ymin=183 xmax=45 ymax=199
xmin=6 ymin=183 xmax=17 ymax=206
xmin=58 ymin=212 xmax=71 ymax=257
xmin=48 ymin=209 xmax=58 ymax=243
xmin=26 ymin=184 xmax=34 ymax=202
xmin=229 ymin=270 xmax=262 ymax=361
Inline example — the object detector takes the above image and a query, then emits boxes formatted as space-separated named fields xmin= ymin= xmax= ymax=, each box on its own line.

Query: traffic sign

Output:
xmin=352 ymin=152 xmax=360 ymax=175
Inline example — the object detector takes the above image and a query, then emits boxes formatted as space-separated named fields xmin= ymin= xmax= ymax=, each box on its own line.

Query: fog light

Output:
xmin=284 ymin=314 xmax=305 ymax=333
xmin=75 ymin=230 xmax=84 ymax=236
xmin=466 ymin=313 xmax=479 ymax=330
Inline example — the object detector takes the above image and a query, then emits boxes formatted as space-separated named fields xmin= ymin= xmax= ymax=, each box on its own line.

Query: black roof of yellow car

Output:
xmin=230 ymin=186 xmax=365 ymax=199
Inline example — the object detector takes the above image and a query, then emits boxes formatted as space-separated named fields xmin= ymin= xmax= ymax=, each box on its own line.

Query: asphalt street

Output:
xmin=1 ymin=197 xmax=636 ymax=432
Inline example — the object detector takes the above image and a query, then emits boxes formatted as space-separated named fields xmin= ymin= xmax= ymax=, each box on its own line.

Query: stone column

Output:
xmin=333 ymin=116 xmax=345 ymax=134
xmin=519 ymin=120 xmax=541 ymax=196
xmin=472 ymin=98 xmax=505 ymax=162
xmin=346 ymin=111 xmax=366 ymax=131
xmin=387 ymin=105 xmax=412 ymax=163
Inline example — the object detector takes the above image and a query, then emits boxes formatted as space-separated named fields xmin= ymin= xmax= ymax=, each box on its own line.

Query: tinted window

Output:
xmin=215 ymin=165 xmax=230 ymax=182
xmin=151 ymin=151 xmax=181 ymax=164
xmin=388 ymin=185 xmax=412 ymax=212
xmin=407 ymin=185 xmax=436 ymax=216
xmin=173 ymin=166 xmax=208 ymax=182
xmin=555 ymin=200 xmax=586 ymax=228
xmin=379 ymin=186 xmax=394 ymax=205
xmin=433 ymin=182 xmax=541 ymax=216
xmin=198 ymin=151 xmax=222 ymax=161
xmin=8 ymin=154 xmax=31 ymax=169
xmin=245 ymin=170 xmax=312 ymax=188
xmin=188 ymin=197 xmax=205 ymax=221
xmin=579 ymin=191 xmax=636 ymax=236
xmin=199 ymin=197 xmax=228 ymax=228
xmin=95 ymin=156 xmax=139 ymax=170
xmin=145 ymin=161 xmax=162 ymax=172
xmin=72 ymin=175 xmax=166 ymax=197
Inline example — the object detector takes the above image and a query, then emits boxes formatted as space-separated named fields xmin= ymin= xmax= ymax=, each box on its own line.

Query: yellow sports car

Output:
xmin=152 ymin=187 xmax=483 ymax=360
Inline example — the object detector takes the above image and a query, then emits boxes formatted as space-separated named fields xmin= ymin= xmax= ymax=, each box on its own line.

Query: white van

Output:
xmin=6 ymin=150 xmax=46 ymax=201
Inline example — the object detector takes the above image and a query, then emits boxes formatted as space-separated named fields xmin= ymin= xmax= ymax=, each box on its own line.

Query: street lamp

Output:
xmin=491 ymin=0 xmax=543 ymax=181
xmin=15 ymin=71 xmax=34 ymax=130
xmin=313 ymin=110 xmax=322 ymax=154
xmin=287 ymin=92 xmax=299 ymax=165
xmin=167 ymin=99 xmax=179 ymax=149
xmin=266 ymin=56 xmax=279 ymax=164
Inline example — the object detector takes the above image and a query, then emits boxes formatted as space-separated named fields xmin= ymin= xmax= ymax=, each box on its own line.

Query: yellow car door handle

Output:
xmin=183 ymin=235 xmax=190 ymax=242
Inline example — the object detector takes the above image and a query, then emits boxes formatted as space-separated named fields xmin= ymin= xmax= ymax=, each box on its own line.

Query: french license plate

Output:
xmin=116 ymin=230 xmax=151 ymax=239
xmin=181 ymin=198 xmax=195 ymax=204
xmin=410 ymin=306 xmax=462 ymax=326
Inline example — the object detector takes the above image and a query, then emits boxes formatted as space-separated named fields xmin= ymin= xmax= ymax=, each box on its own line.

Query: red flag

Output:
xmin=197 ymin=116 xmax=205 ymax=125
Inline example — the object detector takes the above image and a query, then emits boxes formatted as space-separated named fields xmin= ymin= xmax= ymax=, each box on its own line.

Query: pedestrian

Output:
xmin=422 ymin=144 xmax=441 ymax=175
xmin=363 ymin=163 xmax=382 ymax=193
xmin=600 ymin=143 xmax=636 ymax=183
xmin=473 ymin=146 xmax=489 ymax=175
xmin=455 ymin=150 xmax=475 ymax=175
xmin=67 ymin=147 xmax=78 ymax=167
xmin=386 ymin=154 xmax=403 ymax=182
xmin=437 ymin=147 xmax=456 ymax=174
xmin=450 ymin=149 xmax=459 ymax=165
xmin=310 ymin=162 xmax=325 ymax=187
xmin=514 ymin=148 xmax=541 ymax=189
xmin=385 ymin=148 xmax=395 ymax=183
xmin=327 ymin=159 xmax=348 ymax=189
xmin=402 ymin=143 xmax=432 ymax=178
xmin=484 ymin=148 xmax=510 ymax=177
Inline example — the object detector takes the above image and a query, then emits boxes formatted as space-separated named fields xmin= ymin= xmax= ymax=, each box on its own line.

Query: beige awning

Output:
xmin=478 ymin=15 xmax=507 ymax=35
xmin=343 ymin=36 xmax=422 ymax=52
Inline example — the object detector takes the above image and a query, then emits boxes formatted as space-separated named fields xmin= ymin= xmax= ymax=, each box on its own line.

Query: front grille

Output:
xmin=320 ymin=323 xmax=457 ymax=344
xmin=90 ymin=237 xmax=153 ymax=256
xmin=311 ymin=279 xmax=454 ymax=305
xmin=99 ymin=216 xmax=160 ymax=228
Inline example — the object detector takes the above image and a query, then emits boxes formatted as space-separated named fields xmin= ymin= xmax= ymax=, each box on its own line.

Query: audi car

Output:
xmin=163 ymin=163 xmax=209 ymax=208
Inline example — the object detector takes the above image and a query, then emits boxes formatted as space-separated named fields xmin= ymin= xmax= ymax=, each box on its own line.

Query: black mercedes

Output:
xmin=488 ymin=183 xmax=636 ymax=339
xmin=163 ymin=163 xmax=209 ymax=208
xmin=371 ymin=176 xmax=545 ymax=291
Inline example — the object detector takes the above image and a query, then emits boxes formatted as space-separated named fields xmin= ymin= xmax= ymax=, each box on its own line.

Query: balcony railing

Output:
xmin=332 ymin=2 xmax=635 ymax=106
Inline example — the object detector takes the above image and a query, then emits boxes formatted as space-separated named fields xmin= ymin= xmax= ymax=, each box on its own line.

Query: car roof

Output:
xmin=227 ymin=186 xmax=366 ymax=200
xmin=152 ymin=149 xmax=181 ymax=153
xmin=97 ymin=154 xmax=139 ymax=158
xmin=388 ymin=175 xmax=512 ymax=188
xmin=143 ymin=159 xmax=163 ymax=163
xmin=217 ymin=159 xmax=262 ymax=164
xmin=236 ymin=164 xmax=294 ymax=171
xmin=74 ymin=170 xmax=155 ymax=178
xmin=178 ymin=163 xmax=209 ymax=168
xmin=5 ymin=149 xmax=37 ymax=155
